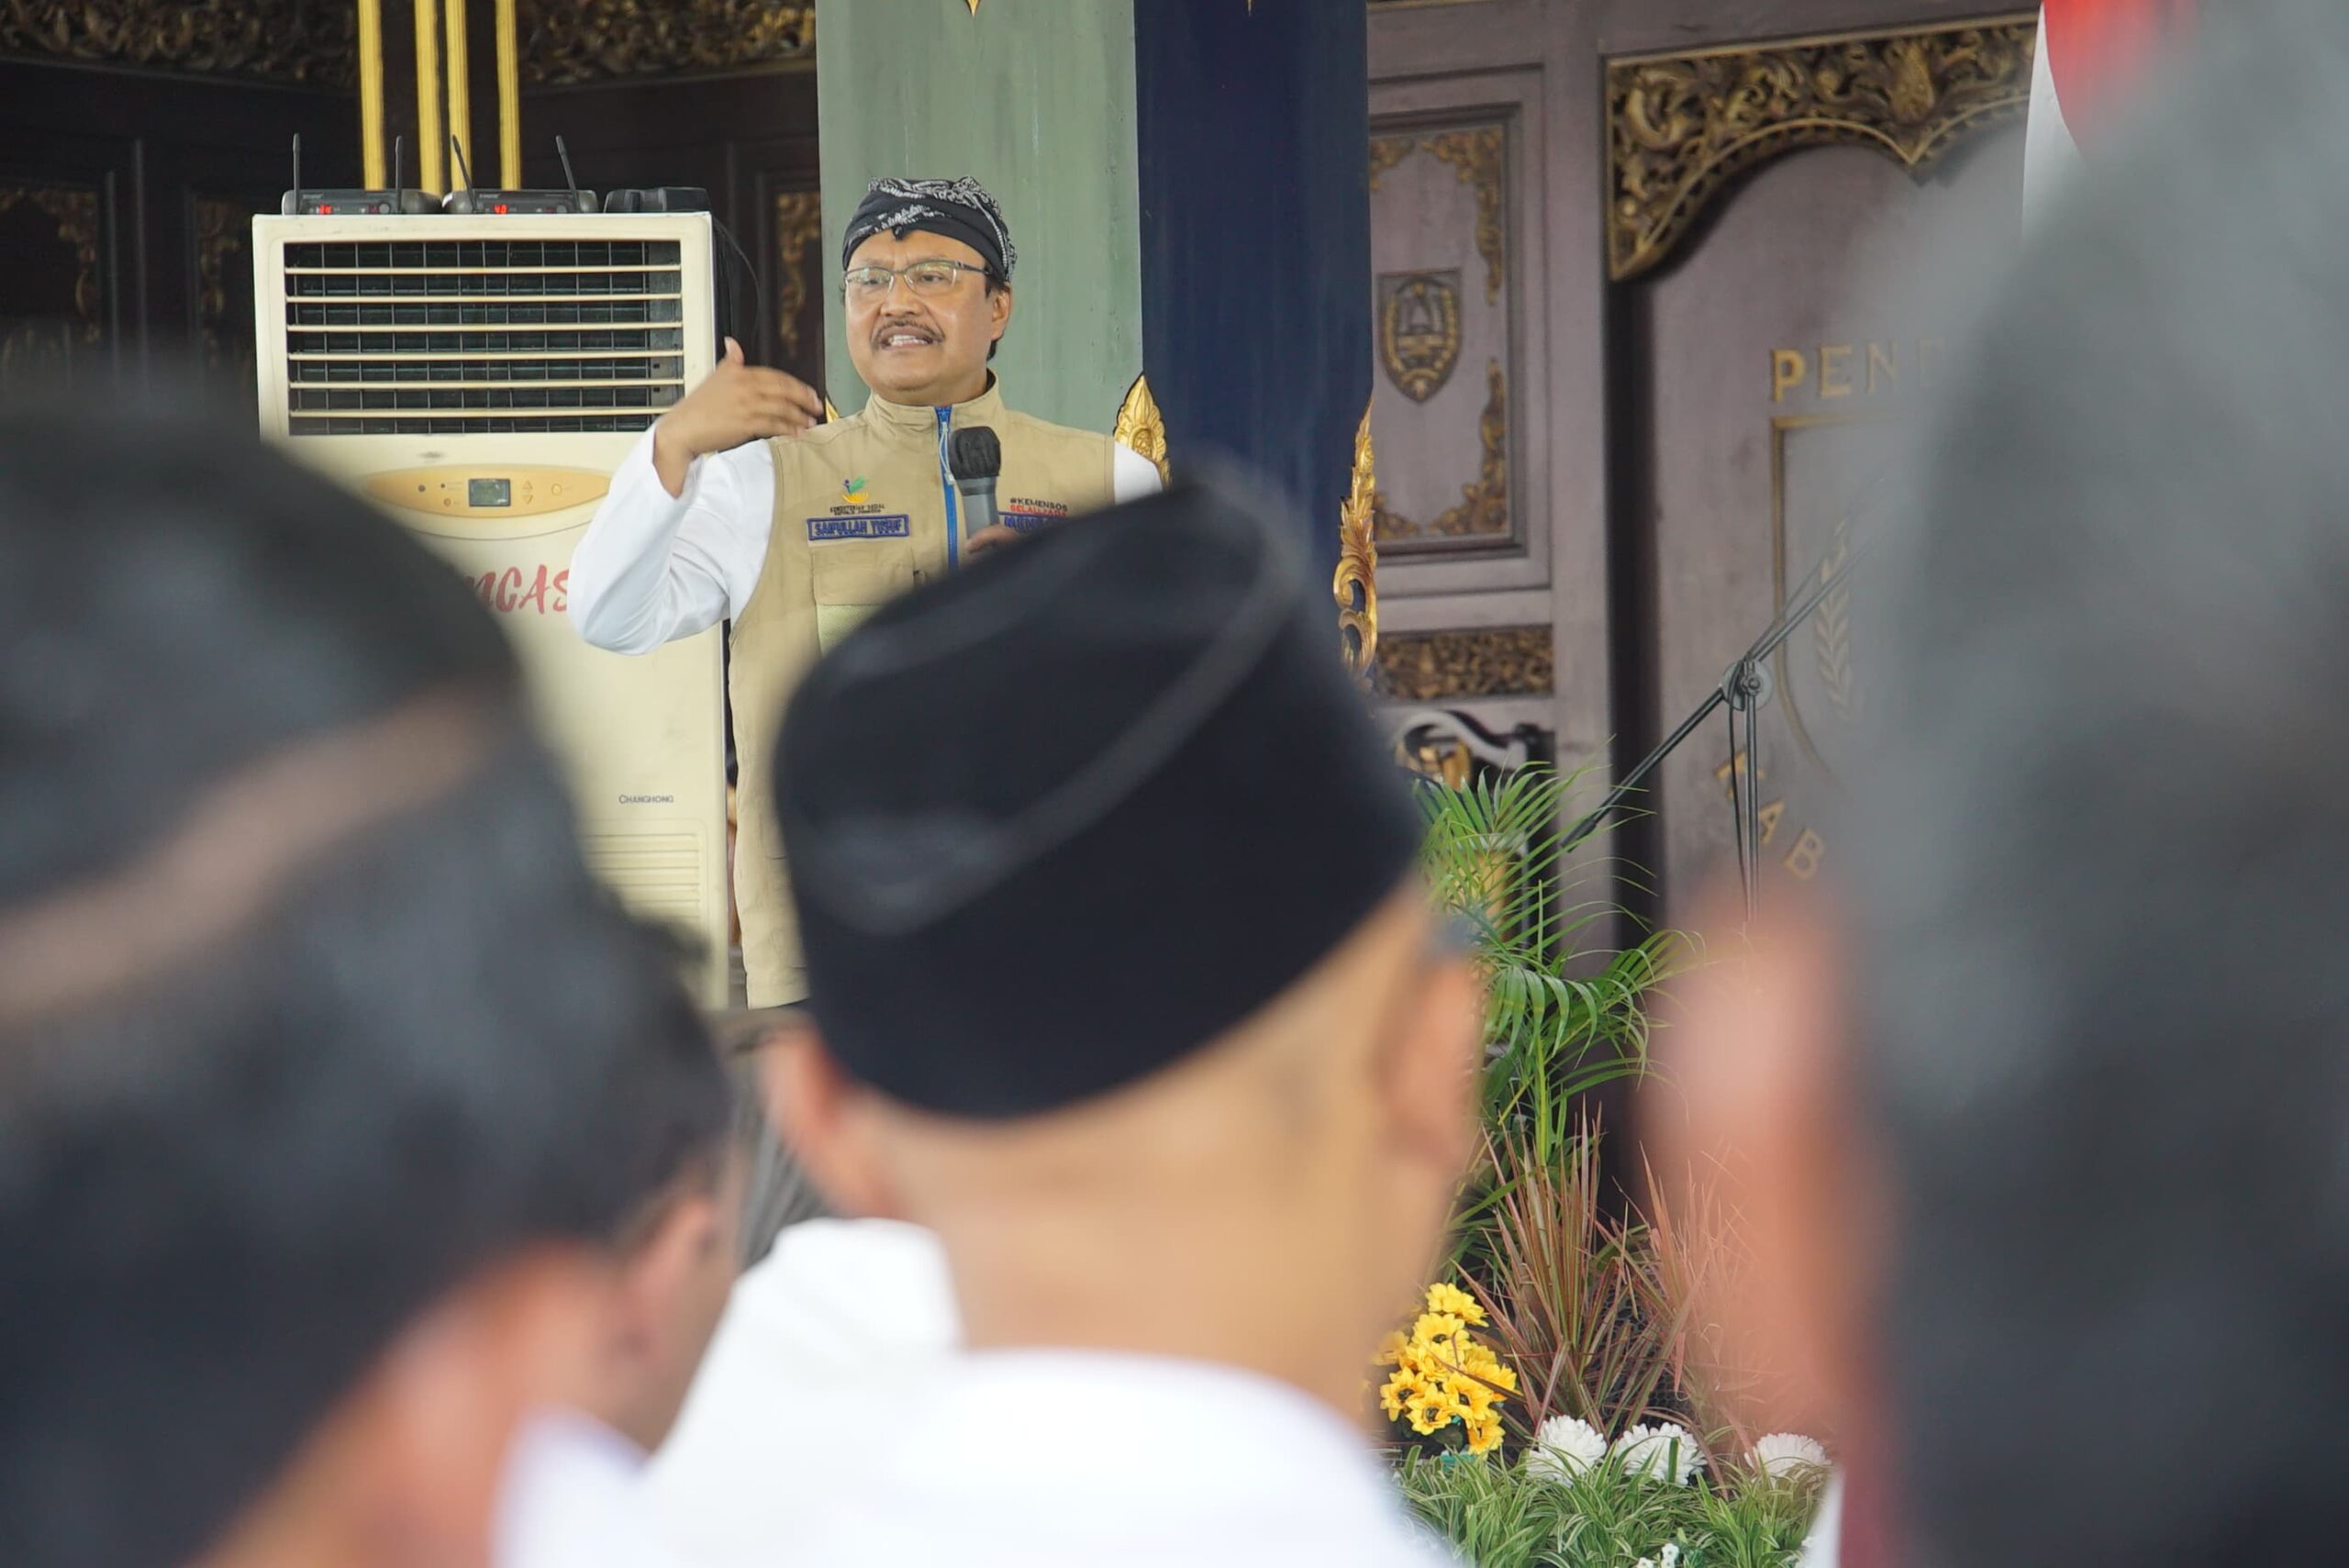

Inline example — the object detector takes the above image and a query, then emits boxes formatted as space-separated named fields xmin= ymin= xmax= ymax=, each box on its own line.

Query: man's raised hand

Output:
xmin=651 ymin=338 xmax=826 ymax=496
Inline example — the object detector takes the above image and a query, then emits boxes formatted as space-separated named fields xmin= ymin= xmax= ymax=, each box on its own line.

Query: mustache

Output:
xmin=869 ymin=316 xmax=941 ymax=346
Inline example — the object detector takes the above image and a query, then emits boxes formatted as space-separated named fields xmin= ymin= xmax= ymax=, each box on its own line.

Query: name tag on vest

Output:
xmin=1002 ymin=508 xmax=1062 ymax=534
xmin=807 ymin=514 xmax=911 ymax=541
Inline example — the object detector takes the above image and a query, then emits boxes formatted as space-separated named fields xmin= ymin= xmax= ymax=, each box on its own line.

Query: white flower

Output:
xmin=1753 ymin=1431 xmax=1830 ymax=1480
xmin=1524 ymin=1415 xmax=1610 ymax=1482
xmin=1630 ymin=1549 xmax=1681 ymax=1568
xmin=1612 ymin=1421 xmax=1702 ymax=1485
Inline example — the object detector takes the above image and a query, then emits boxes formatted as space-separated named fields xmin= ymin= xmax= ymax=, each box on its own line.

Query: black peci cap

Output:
xmin=774 ymin=471 xmax=1425 ymax=1118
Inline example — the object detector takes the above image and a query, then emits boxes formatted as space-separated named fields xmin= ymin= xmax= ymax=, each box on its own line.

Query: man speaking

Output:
xmin=571 ymin=176 xmax=1162 ymax=1006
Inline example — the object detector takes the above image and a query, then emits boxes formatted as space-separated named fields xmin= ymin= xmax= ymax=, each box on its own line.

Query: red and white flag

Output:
xmin=2024 ymin=0 xmax=2199 ymax=221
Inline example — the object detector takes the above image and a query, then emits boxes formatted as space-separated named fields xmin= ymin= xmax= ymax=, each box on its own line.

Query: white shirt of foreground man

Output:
xmin=762 ymin=480 xmax=1483 ymax=1568
xmin=796 ymin=1352 xmax=1457 ymax=1568
xmin=646 ymin=1218 xmax=960 ymax=1564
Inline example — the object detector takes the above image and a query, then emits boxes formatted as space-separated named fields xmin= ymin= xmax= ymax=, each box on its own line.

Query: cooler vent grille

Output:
xmin=281 ymin=239 xmax=685 ymax=436
xmin=582 ymin=831 xmax=707 ymax=935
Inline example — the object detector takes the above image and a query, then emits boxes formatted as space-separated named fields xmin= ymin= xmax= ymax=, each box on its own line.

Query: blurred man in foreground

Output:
xmin=0 ymin=411 xmax=715 ymax=1568
xmin=502 ymin=1021 xmax=740 ymax=1568
xmin=765 ymin=478 xmax=1480 ymax=1566
xmin=1656 ymin=5 xmax=2349 ymax=1566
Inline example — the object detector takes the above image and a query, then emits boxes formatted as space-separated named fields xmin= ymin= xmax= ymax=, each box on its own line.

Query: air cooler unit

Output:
xmin=251 ymin=212 xmax=729 ymax=1005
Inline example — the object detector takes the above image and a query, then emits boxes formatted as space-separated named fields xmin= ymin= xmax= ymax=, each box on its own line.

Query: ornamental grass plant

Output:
xmin=1397 ymin=1448 xmax=1822 ymax=1568
xmin=1389 ymin=766 xmax=1824 ymax=1566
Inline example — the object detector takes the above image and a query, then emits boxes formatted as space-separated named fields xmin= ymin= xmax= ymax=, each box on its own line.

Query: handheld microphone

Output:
xmin=949 ymin=426 xmax=1003 ymax=549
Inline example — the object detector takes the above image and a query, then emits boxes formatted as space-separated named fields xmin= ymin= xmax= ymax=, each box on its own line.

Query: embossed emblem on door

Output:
xmin=1378 ymin=270 xmax=1463 ymax=404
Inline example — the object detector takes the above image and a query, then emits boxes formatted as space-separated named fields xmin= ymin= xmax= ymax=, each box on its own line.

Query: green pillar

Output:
xmin=817 ymin=0 xmax=1144 ymax=432
xmin=817 ymin=0 xmax=1373 ymax=599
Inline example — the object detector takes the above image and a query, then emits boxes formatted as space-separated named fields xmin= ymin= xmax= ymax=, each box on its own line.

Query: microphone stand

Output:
xmin=1560 ymin=538 xmax=1867 ymax=917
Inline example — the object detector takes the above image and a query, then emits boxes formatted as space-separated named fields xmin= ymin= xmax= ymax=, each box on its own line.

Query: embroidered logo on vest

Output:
xmin=808 ymin=514 xmax=911 ymax=541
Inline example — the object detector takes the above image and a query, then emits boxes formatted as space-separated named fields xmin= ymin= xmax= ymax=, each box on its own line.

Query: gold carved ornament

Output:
xmin=1375 ymin=626 xmax=1553 ymax=703
xmin=518 ymin=0 xmax=813 ymax=86
xmin=1422 ymin=126 xmax=1506 ymax=305
xmin=1375 ymin=359 xmax=1507 ymax=542
xmin=0 ymin=184 xmax=103 ymax=341
xmin=1335 ymin=401 xmax=1379 ymax=674
xmin=1112 ymin=373 xmax=1171 ymax=487
xmin=773 ymin=191 xmax=822 ymax=361
xmin=1368 ymin=135 xmax=1415 ymax=192
xmin=192 ymin=196 xmax=248 ymax=373
xmin=1608 ymin=17 xmax=2037 ymax=282
xmin=0 ymin=0 xmax=356 ymax=84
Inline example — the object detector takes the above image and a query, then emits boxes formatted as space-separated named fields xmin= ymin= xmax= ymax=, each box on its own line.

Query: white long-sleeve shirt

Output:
xmin=787 ymin=1351 xmax=1460 ymax=1568
xmin=497 ymin=1409 xmax=683 ymax=1568
xmin=645 ymin=1219 xmax=960 ymax=1567
xmin=571 ymin=430 xmax=1163 ymax=655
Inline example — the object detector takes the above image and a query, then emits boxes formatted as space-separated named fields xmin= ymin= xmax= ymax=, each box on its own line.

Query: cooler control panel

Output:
xmin=364 ymin=466 xmax=611 ymax=520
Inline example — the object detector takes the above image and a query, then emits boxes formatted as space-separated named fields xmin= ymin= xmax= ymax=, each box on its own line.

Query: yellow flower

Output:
xmin=1426 ymin=1282 xmax=1487 ymax=1327
xmin=1415 ymin=1310 xmax=1467 ymax=1347
xmin=1405 ymin=1387 xmax=1465 ymax=1436
xmin=1375 ymin=1279 xmax=1517 ymax=1449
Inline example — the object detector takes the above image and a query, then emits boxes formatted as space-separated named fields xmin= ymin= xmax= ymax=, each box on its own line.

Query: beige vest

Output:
xmin=729 ymin=381 xmax=1119 ymax=1005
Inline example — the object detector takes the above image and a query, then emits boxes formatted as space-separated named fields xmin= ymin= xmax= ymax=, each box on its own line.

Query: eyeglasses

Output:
xmin=842 ymin=260 xmax=991 ymax=303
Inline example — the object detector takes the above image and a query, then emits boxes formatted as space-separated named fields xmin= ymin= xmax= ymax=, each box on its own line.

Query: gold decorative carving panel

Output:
xmin=193 ymin=197 xmax=244 ymax=354
xmin=1608 ymin=16 xmax=2037 ymax=282
xmin=1335 ymin=401 xmax=1380 ymax=673
xmin=1366 ymin=116 xmax=1514 ymax=555
xmin=0 ymin=182 xmax=104 ymax=395
xmin=194 ymin=195 xmax=258 ymax=408
xmin=1375 ymin=359 xmax=1505 ymax=541
xmin=1375 ymin=626 xmax=1553 ymax=702
xmin=773 ymin=191 xmax=822 ymax=361
xmin=1422 ymin=126 xmax=1505 ymax=304
xmin=520 ymin=0 xmax=815 ymax=86
xmin=0 ymin=0 xmax=356 ymax=85
xmin=0 ymin=184 xmax=102 ymax=338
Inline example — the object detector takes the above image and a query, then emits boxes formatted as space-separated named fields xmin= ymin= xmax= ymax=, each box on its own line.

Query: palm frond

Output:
xmin=1416 ymin=762 xmax=1692 ymax=1156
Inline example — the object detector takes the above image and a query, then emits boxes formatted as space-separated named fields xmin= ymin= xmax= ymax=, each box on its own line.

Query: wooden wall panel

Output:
xmin=1370 ymin=118 xmax=1517 ymax=556
xmin=0 ymin=178 xmax=109 ymax=394
xmin=1369 ymin=0 xmax=2038 ymax=927
xmin=1636 ymin=132 xmax=2024 ymax=915
xmin=0 ymin=57 xmax=354 ymax=405
xmin=0 ymin=32 xmax=819 ymax=408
